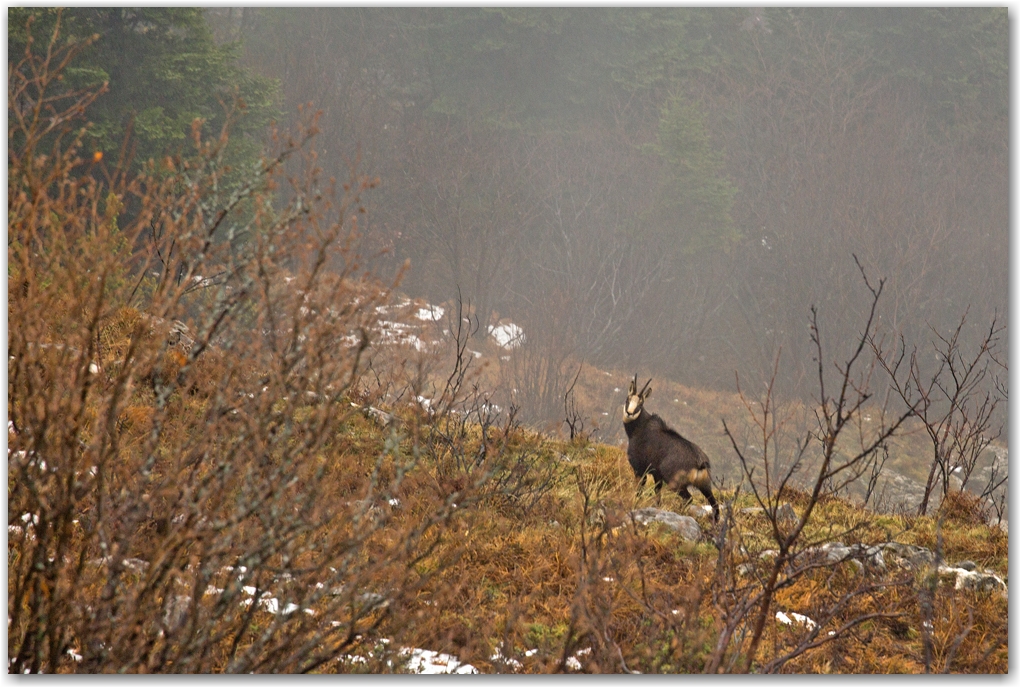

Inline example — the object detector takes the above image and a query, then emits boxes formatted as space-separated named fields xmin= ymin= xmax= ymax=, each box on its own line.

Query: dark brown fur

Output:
xmin=623 ymin=375 xmax=719 ymax=520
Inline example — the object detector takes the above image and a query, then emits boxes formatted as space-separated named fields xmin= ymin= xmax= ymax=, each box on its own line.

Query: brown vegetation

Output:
xmin=8 ymin=20 xmax=1006 ymax=674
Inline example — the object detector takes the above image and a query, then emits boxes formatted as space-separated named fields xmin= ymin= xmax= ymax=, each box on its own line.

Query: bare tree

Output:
xmin=400 ymin=121 xmax=541 ymax=335
xmin=706 ymin=259 xmax=915 ymax=673
xmin=873 ymin=311 xmax=1005 ymax=516
xmin=697 ymin=14 xmax=1007 ymax=401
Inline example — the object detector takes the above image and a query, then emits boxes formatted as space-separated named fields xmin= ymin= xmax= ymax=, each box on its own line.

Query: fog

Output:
xmin=209 ymin=8 xmax=1007 ymax=418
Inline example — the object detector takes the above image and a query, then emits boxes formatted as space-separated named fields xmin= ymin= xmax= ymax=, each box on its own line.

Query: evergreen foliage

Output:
xmin=8 ymin=8 xmax=279 ymax=177
xmin=650 ymin=94 xmax=738 ymax=254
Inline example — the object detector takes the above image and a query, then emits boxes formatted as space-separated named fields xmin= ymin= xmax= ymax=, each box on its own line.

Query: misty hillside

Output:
xmin=317 ymin=289 xmax=1008 ymax=528
xmin=211 ymin=7 xmax=1008 ymax=402
xmin=8 ymin=8 xmax=1007 ymax=674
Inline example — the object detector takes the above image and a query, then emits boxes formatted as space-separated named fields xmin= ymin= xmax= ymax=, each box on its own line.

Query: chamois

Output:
xmin=623 ymin=375 xmax=719 ymax=521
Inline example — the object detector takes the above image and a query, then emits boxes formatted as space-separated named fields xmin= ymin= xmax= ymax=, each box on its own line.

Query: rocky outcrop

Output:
xmin=936 ymin=563 xmax=1007 ymax=594
xmin=740 ymin=540 xmax=1007 ymax=597
xmin=629 ymin=508 xmax=702 ymax=542
xmin=879 ymin=541 xmax=936 ymax=571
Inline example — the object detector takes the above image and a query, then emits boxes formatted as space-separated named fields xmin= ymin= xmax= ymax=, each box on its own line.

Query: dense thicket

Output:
xmin=209 ymin=8 xmax=1006 ymax=414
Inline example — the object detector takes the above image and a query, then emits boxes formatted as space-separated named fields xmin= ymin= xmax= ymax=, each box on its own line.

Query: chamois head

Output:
xmin=624 ymin=374 xmax=652 ymax=423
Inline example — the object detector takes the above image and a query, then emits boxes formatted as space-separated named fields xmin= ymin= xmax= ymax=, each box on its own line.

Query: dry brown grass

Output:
xmin=7 ymin=19 xmax=1006 ymax=674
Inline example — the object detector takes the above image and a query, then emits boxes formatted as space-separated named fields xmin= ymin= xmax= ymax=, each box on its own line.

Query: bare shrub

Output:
xmin=706 ymin=259 xmax=915 ymax=673
xmin=872 ymin=311 xmax=1006 ymax=517
xmin=562 ymin=363 xmax=590 ymax=443
xmin=6 ymin=21 xmax=539 ymax=673
xmin=497 ymin=342 xmax=579 ymax=431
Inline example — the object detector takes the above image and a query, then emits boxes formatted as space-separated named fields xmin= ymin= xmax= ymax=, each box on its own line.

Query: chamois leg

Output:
xmin=697 ymin=483 xmax=720 ymax=522
xmin=654 ymin=477 xmax=665 ymax=506
xmin=635 ymin=473 xmax=654 ymax=503
xmin=676 ymin=485 xmax=695 ymax=513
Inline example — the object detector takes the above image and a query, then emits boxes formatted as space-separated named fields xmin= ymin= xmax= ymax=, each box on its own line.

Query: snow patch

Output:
xmin=488 ymin=322 xmax=525 ymax=349
xmin=401 ymin=648 xmax=477 ymax=674
xmin=416 ymin=305 xmax=445 ymax=322
xmin=776 ymin=611 xmax=817 ymax=630
xmin=489 ymin=647 xmax=522 ymax=671
xmin=240 ymin=592 xmax=301 ymax=616
xmin=565 ymin=647 xmax=591 ymax=671
xmin=338 ymin=640 xmax=478 ymax=674
xmin=376 ymin=321 xmax=431 ymax=351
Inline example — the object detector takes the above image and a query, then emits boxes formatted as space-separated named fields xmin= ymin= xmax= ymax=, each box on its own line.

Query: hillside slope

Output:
xmin=8 ymin=36 xmax=1006 ymax=670
xmin=9 ymin=300 xmax=1008 ymax=672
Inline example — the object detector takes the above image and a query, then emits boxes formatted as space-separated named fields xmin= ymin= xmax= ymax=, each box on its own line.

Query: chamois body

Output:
xmin=623 ymin=375 xmax=719 ymax=521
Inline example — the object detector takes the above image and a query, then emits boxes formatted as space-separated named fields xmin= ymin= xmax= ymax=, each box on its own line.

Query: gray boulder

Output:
xmin=939 ymin=565 xmax=1007 ymax=595
xmin=630 ymin=508 xmax=702 ymax=542
xmin=686 ymin=504 xmax=716 ymax=519
xmin=776 ymin=502 xmax=798 ymax=526
xmin=879 ymin=542 xmax=937 ymax=570
xmin=796 ymin=542 xmax=886 ymax=573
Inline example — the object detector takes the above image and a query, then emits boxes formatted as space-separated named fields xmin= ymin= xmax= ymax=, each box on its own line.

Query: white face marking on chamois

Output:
xmin=623 ymin=376 xmax=652 ymax=422
xmin=624 ymin=394 xmax=642 ymax=421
